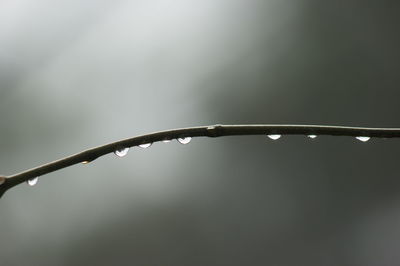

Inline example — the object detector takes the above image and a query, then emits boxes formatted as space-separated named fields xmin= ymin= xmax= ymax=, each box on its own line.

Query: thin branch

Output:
xmin=2 ymin=124 xmax=400 ymax=197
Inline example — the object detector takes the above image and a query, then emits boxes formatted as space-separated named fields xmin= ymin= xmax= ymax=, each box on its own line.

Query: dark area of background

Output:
xmin=1 ymin=1 xmax=400 ymax=265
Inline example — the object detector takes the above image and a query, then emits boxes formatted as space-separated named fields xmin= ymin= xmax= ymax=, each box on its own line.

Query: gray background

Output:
xmin=1 ymin=0 xmax=400 ymax=265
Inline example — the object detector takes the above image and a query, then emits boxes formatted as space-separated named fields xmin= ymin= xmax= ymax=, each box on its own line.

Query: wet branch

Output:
xmin=1 ymin=124 xmax=400 ymax=198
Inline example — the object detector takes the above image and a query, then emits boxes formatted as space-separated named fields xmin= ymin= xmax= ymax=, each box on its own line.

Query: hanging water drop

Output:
xmin=356 ymin=136 xmax=370 ymax=142
xmin=139 ymin=143 xmax=152 ymax=148
xmin=114 ymin=147 xmax=129 ymax=157
xmin=81 ymin=161 xmax=90 ymax=164
xmin=27 ymin=177 xmax=39 ymax=186
xmin=162 ymin=139 xmax=172 ymax=143
xmin=267 ymin=134 xmax=281 ymax=140
xmin=308 ymin=135 xmax=317 ymax=139
xmin=178 ymin=137 xmax=192 ymax=144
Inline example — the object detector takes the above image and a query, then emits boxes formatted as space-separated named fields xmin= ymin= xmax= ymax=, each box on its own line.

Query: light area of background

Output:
xmin=1 ymin=0 xmax=400 ymax=265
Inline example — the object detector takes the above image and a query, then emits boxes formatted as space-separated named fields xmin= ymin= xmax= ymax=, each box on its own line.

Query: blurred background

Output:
xmin=1 ymin=0 xmax=400 ymax=265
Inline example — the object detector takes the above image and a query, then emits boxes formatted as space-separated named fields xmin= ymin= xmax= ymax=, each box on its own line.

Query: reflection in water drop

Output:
xmin=81 ymin=161 xmax=90 ymax=164
xmin=114 ymin=147 xmax=129 ymax=157
xmin=267 ymin=134 xmax=281 ymax=140
xmin=27 ymin=177 xmax=39 ymax=186
xmin=308 ymin=135 xmax=317 ymax=139
xmin=139 ymin=143 xmax=152 ymax=149
xmin=162 ymin=139 xmax=172 ymax=143
xmin=178 ymin=137 xmax=192 ymax=144
xmin=356 ymin=136 xmax=370 ymax=142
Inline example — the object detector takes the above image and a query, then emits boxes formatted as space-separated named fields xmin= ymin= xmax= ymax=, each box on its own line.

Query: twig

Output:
xmin=1 ymin=124 xmax=400 ymax=198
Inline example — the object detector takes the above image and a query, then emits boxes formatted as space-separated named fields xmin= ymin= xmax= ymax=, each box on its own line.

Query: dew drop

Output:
xmin=114 ymin=147 xmax=129 ymax=157
xmin=267 ymin=134 xmax=281 ymax=140
xmin=27 ymin=177 xmax=39 ymax=186
xmin=178 ymin=137 xmax=192 ymax=144
xmin=81 ymin=161 xmax=90 ymax=164
xmin=308 ymin=135 xmax=317 ymax=139
xmin=162 ymin=139 xmax=172 ymax=143
xmin=139 ymin=143 xmax=152 ymax=149
xmin=356 ymin=136 xmax=370 ymax=142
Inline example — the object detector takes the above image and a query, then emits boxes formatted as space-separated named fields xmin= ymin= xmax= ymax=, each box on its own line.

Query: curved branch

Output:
xmin=1 ymin=124 xmax=400 ymax=197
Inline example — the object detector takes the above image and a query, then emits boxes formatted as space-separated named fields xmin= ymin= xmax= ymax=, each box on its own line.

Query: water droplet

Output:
xmin=308 ymin=135 xmax=317 ymax=139
xmin=114 ymin=147 xmax=129 ymax=157
xmin=356 ymin=136 xmax=370 ymax=142
xmin=162 ymin=139 xmax=172 ymax=143
xmin=267 ymin=134 xmax=281 ymax=140
xmin=139 ymin=143 xmax=152 ymax=148
xmin=27 ymin=177 xmax=38 ymax=186
xmin=81 ymin=161 xmax=90 ymax=164
xmin=178 ymin=137 xmax=192 ymax=144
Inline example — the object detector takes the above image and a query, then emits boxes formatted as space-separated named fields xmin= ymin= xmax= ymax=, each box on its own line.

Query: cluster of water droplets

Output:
xmin=111 ymin=137 xmax=192 ymax=160
xmin=266 ymin=134 xmax=371 ymax=143
xmin=27 ymin=133 xmax=374 ymax=188
xmin=267 ymin=134 xmax=319 ymax=140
